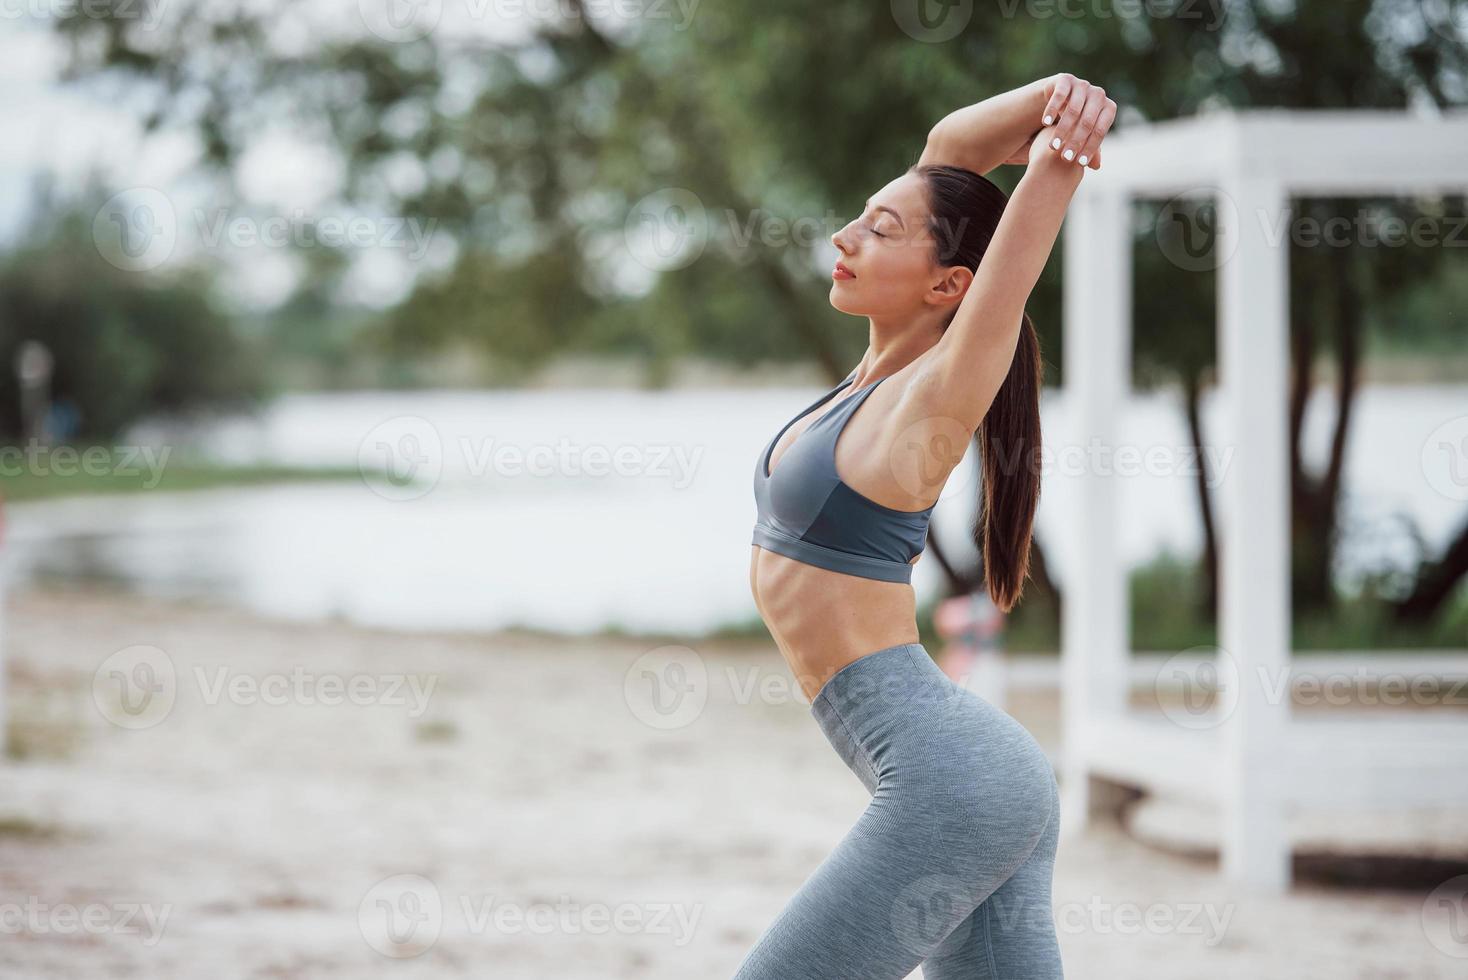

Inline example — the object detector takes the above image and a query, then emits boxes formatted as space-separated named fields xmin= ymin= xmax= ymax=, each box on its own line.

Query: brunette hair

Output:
xmin=911 ymin=163 xmax=1043 ymax=613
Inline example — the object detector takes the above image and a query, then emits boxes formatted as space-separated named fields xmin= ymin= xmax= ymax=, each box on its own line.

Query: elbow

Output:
xmin=922 ymin=120 xmax=954 ymax=167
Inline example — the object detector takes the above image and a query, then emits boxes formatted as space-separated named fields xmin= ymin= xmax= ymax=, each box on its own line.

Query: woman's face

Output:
xmin=828 ymin=172 xmax=947 ymax=318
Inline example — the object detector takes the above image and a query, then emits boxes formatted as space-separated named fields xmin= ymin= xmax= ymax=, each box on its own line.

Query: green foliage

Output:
xmin=44 ymin=1 xmax=1468 ymax=381
xmin=0 ymin=183 xmax=266 ymax=440
xmin=38 ymin=1 xmax=1468 ymax=626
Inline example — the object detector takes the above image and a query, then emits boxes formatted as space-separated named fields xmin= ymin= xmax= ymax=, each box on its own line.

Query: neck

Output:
xmin=853 ymin=311 xmax=947 ymax=384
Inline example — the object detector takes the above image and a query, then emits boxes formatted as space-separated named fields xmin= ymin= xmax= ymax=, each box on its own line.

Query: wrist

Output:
xmin=1021 ymin=151 xmax=1086 ymax=190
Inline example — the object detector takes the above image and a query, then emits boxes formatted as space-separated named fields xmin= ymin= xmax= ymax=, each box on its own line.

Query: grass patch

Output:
xmin=414 ymin=719 xmax=459 ymax=743
xmin=4 ymin=669 xmax=88 ymax=762
xmin=0 ymin=816 xmax=62 ymax=841
xmin=703 ymin=548 xmax=1468 ymax=655
xmin=5 ymin=704 xmax=86 ymax=762
xmin=0 ymin=445 xmax=409 ymax=502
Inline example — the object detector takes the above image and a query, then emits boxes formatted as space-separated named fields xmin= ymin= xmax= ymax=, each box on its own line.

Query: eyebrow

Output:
xmin=863 ymin=199 xmax=906 ymax=229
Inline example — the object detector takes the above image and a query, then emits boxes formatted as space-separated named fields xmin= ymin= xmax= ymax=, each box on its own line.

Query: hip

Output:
xmin=809 ymin=642 xmax=1056 ymax=830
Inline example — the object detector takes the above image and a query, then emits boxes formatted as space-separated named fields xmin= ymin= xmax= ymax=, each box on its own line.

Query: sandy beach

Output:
xmin=1 ymin=586 xmax=1463 ymax=979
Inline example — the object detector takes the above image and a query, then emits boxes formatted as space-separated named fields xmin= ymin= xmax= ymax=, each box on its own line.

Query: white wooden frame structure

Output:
xmin=1059 ymin=109 xmax=1468 ymax=892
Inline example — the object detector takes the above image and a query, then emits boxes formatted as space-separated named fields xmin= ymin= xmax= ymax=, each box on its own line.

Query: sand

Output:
xmin=0 ymin=586 xmax=1463 ymax=978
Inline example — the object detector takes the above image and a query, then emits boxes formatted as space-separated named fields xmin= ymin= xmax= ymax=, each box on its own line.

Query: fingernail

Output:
xmin=1062 ymin=148 xmax=1074 ymax=161
xmin=1043 ymin=114 xmax=1054 ymax=126
xmin=1077 ymin=154 xmax=1089 ymax=166
xmin=1050 ymin=137 xmax=1061 ymax=150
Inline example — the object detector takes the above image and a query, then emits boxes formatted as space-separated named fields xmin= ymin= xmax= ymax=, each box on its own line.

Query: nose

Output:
xmin=831 ymin=219 xmax=856 ymax=254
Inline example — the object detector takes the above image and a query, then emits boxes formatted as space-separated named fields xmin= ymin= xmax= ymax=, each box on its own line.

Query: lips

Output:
xmin=832 ymin=261 xmax=856 ymax=281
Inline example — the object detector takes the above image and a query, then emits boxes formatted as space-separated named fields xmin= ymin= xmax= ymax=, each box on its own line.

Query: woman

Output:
xmin=738 ymin=74 xmax=1116 ymax=979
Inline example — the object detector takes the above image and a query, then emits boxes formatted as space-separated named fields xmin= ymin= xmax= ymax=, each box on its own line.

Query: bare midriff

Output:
xmin=749 ymin=545 xmax=921 ymax=702
xmin=748 ymin=354 xmax=954 ymax=702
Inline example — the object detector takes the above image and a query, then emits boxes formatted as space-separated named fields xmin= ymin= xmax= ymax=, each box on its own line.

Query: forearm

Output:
xmin=969 ymin=156 xmax=1084 ymax=322
xmin=930 ymin=155 xmax=1083 ymax=412
xmin=919 ymin=77 xmax=1051 ymax=174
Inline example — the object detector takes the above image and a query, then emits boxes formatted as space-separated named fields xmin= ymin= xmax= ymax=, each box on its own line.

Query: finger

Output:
xmin=1077 ymin=99 xmax=1117 ymax=169
xmin=1070 ymin=89 xmax=1109 ymax=167
xmin=1049 ymin=82 xmax=1089 ymax=160
xmin=1041 ymin=73 xmax=1075 ymax=127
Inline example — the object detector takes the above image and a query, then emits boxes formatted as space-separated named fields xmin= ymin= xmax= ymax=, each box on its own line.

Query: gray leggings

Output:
xmin=732 ymin=642 xmax=1063 ymax=979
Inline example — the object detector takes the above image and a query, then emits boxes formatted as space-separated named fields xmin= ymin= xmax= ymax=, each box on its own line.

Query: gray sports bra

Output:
xmin=752 ymin=368 xmax=935 ymax=584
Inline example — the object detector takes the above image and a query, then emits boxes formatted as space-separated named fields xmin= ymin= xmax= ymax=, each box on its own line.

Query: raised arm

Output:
xmin=921 ymin=74 xmax=1106 ymax=174
xmin=915 ymin=128 xmax=1086 ymax=432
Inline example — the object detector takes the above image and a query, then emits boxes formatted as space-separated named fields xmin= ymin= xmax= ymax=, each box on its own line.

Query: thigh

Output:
xmin=731 ymin=787 xmax=1042 ymax=980
xmin=732 ymin=795 xmax=973 ymax=980
xmin=921 ymin=779 xmax=1063 ymax=980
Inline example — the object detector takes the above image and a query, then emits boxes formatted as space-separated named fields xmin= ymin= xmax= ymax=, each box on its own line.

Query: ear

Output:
xmin=925 ymin=265 xmax=972 ymax=308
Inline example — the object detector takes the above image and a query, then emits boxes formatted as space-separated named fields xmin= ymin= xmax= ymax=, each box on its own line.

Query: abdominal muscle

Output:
xmin=749 ymin=544 xmax=921 ymax=702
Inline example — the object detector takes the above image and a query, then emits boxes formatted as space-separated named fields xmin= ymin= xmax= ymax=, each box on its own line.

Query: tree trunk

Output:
xmin=1393 ymin=513 xmax=1468 ymax=624
xmin=1291 ymin=201 xmax=1364 ymax=614
xmin=1183 ymin=371 xmax=1219 ymax=621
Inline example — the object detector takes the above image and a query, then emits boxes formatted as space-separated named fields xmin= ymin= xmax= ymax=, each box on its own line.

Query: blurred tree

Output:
xmin=0 ymin=180 xmax=265 ymax=441
xmin=49 ymin=0 xmax=1468 ymax=627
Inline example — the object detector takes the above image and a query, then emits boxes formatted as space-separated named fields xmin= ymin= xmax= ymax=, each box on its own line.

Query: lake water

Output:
xmin=4 ymin=383 xmax=1465 ymax=635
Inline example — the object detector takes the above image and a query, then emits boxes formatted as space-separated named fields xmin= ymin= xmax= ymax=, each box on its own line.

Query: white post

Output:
xmin=0 ymin=514 xmax=6 ymax=760
xmin=1060 ymin=184 xmax=1133 ymax=834
xmin=1216 ymin=175 xmax=1293 ymax=892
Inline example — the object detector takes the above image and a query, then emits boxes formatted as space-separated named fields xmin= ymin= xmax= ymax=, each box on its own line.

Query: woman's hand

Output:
xmin=1036 ymin=73 xmax=1116 ymax=170
xmin=1026 ymin=121 xmax=1086 ymax=180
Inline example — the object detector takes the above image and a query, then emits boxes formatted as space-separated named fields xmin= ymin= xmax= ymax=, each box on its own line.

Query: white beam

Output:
xmin=1097 ymin=108 xmax=1468 ymax=196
